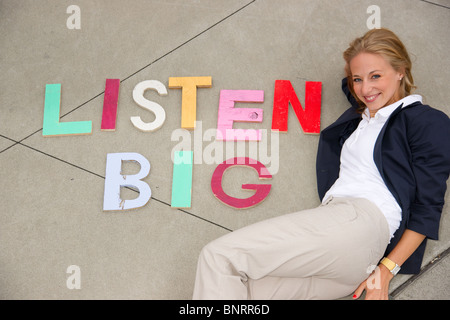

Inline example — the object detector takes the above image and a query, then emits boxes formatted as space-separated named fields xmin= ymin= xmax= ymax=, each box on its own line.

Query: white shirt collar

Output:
xmin=363 ymin=94 xmax=423 ymax=121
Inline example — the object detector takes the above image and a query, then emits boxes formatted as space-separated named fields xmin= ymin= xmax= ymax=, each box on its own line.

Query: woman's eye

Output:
xmin=353 ymin=78 xmax=362 ymax=83
xmin=372 ymin=74 xmax=380 ymax=79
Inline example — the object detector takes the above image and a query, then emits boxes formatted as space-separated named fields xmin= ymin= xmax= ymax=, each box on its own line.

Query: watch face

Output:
xmin=392 ymin=265 xmax=401 ymax=275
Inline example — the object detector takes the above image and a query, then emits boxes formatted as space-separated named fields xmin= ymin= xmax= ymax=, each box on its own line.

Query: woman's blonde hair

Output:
xmin=343 ymin=28 xmax=416 ymax=113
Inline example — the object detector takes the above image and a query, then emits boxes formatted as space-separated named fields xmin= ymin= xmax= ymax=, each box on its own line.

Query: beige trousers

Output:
xmin=192 ymin=197 xmax=390 ymax=300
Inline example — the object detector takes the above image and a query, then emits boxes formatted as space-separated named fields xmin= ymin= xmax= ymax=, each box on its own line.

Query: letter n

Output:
xmin=271 ymin=80 xmax=322 ymax=134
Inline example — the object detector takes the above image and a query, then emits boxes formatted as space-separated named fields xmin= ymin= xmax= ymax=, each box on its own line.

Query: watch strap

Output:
xmin=380 ymin=257 xmax=401 ymax=275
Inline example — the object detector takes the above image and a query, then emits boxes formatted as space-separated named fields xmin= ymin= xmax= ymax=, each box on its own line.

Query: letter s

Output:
xmin=131 ymin=80 xmax=167 ymax=132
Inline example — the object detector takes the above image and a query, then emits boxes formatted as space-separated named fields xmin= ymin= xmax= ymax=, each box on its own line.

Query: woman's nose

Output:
xmin=361 ymin=81 xmax=373 ymax=95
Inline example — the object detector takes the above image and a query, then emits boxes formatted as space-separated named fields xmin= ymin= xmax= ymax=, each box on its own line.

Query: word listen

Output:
xmin=43 ymin=77 xmax=322 ymax=210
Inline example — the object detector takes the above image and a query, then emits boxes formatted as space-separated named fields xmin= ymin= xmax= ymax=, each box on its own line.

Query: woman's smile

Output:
xmin=364 ymin=93 xmax=381 ymax=103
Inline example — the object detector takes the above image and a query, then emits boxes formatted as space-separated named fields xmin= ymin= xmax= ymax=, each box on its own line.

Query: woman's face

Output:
xmin=350 ymin=52 xmax=403 ymax=116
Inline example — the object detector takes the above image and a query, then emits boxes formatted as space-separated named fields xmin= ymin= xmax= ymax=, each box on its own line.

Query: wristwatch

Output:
xmin=380 ymin=257 xmax=401 ymax=276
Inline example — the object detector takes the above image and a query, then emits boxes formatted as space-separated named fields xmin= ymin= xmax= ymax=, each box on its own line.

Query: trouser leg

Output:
xmin=192 ymin=198 xmax=390 ymax=300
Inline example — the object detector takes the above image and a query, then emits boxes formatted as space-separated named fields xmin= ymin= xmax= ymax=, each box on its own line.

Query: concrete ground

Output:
xmin=1 ymin=0 xmax=449 ymax=300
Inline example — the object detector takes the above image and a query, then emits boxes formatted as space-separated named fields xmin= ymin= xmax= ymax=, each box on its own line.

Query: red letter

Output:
xmin=272 ymin=80 xmax=322 ymax=134
xmin=211 ymin=157 xmax=272 ymax=209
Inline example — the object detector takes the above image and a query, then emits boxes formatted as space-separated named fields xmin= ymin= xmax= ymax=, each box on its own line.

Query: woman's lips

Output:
xmin=364 ymin=93 xmax=380 ymax=103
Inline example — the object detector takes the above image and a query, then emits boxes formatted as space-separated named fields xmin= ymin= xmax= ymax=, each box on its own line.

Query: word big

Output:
xmin=103 ymin=152 xmax=273 ymax=211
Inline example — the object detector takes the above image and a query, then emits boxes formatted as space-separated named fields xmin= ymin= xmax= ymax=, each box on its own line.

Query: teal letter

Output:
xmin=171 ymin=151 xmax=194 ymax=208
xmin=43 ymin=84 xmax=92 ymax=136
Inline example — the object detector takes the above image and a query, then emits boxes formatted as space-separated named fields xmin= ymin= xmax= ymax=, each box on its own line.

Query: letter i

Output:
xmin=171 ymin=151 xmax=194 ymax=208
xmin=101 ymin=79 xmax=120 ymax=131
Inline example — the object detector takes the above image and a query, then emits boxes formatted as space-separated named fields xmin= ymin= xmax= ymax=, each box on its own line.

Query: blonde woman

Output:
xmin=193 ymin=28 xmax=450 ymax=300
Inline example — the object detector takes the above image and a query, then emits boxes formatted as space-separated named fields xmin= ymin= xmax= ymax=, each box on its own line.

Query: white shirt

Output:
xmin=323 ymin=95 xmax=423 ymax=239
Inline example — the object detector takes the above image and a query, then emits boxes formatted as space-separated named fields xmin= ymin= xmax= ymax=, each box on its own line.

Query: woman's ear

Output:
xmin=397 ymin=67 xmax=406 ymax=81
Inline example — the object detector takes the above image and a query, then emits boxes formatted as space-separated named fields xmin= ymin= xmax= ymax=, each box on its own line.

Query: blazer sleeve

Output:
xmin=407 ymin=107 xmax=450 ymax=240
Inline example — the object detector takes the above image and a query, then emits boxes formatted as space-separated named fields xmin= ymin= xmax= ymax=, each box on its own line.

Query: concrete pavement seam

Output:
xmin=2 ymin=137 xmax=234 ymax=233
xmin=391 ymin=246 xmax=450 ymax=298
xmin=419 ymin=0 xmax=450 ymax=10
xmin=1 ymin=1 xmax=256 ymax=232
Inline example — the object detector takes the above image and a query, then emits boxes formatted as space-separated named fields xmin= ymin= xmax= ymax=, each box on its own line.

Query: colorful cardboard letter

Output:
xmin=272 ymin=80 xmax=322 ymax=134
xmin=211 ymin=157 xmax=272 ymax=209
xmin=168 ymin=76 xmax=212 ymax=130
xmin=43 ymin=84 xmax=92 ymax=136
xmin=101 ymin=79 xmax=120 ymax=131
xmin=131 ymin=80 xmax=168 ymax=132
xmin=216 ymin=90 xmax=264 ymax=141
xmin=171 ymin=151 xmax=194 ymax=208
xmin=103 ymin=153 xmax=152 ymax=211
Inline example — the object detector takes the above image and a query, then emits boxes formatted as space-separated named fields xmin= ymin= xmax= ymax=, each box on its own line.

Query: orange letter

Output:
xmin=168 ymin=76 xmax=212 ymax=130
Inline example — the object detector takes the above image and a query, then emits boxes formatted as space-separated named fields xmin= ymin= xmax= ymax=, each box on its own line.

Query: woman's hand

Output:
xmin=353 ymin=230 xmax=426 ymax=300
xmin=353 ymin=264 xmax=393 ymax=300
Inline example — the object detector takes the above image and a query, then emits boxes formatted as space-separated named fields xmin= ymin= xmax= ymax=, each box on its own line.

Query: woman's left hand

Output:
xmin=353 ymin=264 xmax=393 ymax=300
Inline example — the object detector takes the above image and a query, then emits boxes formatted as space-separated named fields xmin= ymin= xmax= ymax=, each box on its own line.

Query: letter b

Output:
xmin=103 ymin=153 xmax=152 ymax=211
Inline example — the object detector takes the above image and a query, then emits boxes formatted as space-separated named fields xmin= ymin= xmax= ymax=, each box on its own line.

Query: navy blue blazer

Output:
xmin=316 ymin=78 xmax=450 ymax=274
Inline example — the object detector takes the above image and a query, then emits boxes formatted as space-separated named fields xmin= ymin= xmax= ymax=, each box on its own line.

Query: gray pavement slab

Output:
xmin=0 ymin=0 xmax=250 ymax=141
xmin=1 ymin=0 xmax=449 ymax=300
xmin=0 ymin=144 xmax=228 ymax=299
xmin=425 ymin=0 xmax=450 ymax=9
xmin=393 ymin=252 xmax=450 ymax=300
xmin=0 ymin=136 xmax=16 ymax=152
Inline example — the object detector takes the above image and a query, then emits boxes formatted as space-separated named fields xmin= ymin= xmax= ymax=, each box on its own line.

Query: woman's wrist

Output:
xmin=378 ymin=262 xmax=395 ymax=281
xmin=379 ymin=257 xmax=401 ymax=276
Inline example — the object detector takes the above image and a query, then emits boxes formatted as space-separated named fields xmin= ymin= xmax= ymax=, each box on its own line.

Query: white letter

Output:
xmin=103 ymin=153 xmax=151 ymax=211
xmin=66 ymin=265 xmax=81 ymax=289
xmin=366 ymin=5 xmax=381 ymax=29
xmin=66 ymin=5 xmax=81 ymax=30
xmin=131 ymin=80 xmax=167 ymax=132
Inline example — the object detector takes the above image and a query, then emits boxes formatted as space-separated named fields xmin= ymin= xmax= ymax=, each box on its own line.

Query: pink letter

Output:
xmin=101 ymin=79 xmax=120 ymax=131
xmin=211 ymin=157 xmax=272 ymax=209
xmin=216 ymin=90 xmax=264 ymax=141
